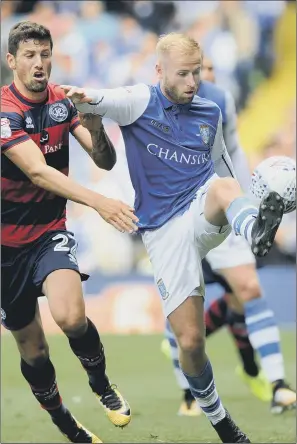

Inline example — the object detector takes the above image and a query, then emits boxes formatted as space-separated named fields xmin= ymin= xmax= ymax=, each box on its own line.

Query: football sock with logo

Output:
xmin=21 ymin=357 xmax=63 ymax=416
xmin=68 ymin=317 xmax=109 ymax=395
xmin=226 ymin=197 xmax=258 ymax=245
xmin=227 ymin=310 xmax=259 ymax=377
xmin=182 ymin=360 xmax=226 ymax=425
xmin=244 ymin=297 xmax=285 ymax=383
xmin=180 ymin=306 xmax=259 ymax=402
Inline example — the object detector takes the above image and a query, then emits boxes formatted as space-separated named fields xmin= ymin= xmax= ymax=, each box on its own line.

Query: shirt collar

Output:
xmin=156 ymin=83 xmax=193 ymax=112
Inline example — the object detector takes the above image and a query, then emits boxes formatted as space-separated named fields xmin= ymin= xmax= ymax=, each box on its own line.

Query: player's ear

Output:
xmin=6 ymin=53 xmax=16 ymax=70
xmin=155 ymin=62 xmax=162 ymax=80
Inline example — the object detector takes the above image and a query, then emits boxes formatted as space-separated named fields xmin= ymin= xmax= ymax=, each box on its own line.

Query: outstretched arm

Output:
xmin=4 ymin=140 xmax=138 ymax=233
xmin=61 ymin=83 xmax=151 ymax=126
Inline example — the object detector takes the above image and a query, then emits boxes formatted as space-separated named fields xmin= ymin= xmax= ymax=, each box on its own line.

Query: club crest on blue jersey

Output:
xmin=157 ymin=278 xmax=169 ymax=301
xmin=199 ymin=124 xmax=214 ymax=147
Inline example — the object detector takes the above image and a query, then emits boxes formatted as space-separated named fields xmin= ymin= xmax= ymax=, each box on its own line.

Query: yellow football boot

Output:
xmin=161 ymin=338 xmax=171 ymax=359
xmin=271 ymin=381 xmax=296 ymax=414
xmin=95 ymin=384 xmax=131 ymax=427
xmin=235 ymin=365 xmax=272 ymax=402
xmin=178 ymin=399 xmax=202 ymax=417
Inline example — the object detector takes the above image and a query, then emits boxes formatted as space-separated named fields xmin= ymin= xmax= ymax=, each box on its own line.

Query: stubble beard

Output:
xmin=26 ymin=78 xmax=48 ymax=93
xmin=164 ymin=83 xmax=192 ymax=105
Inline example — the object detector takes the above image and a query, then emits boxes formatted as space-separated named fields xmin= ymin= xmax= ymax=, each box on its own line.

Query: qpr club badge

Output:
xmin=49 ymin=102 xmax=68 ymax=122
xmin=199 ymin=124 xmax=215 ymax=148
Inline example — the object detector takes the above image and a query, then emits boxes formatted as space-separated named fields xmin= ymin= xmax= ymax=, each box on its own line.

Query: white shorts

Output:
xmin=206 ymin=231 xmax=256 ymax=271
xmin=142 ymin=175 xmax=231 ymax=317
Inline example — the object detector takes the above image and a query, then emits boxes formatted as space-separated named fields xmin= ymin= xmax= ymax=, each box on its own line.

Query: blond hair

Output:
xmin=156 ymin=33 xmax=201 ymax=60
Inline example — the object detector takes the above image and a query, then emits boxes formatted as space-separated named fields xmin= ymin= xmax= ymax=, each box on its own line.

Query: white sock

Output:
xmin=226 ymin=197 xmax=258 ymax=245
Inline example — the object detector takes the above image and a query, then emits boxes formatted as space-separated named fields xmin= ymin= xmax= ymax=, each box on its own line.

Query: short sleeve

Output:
xmin=1 ymin=106 xmax=30 ymax=153
xmin=68 ymin=98 xmax=80 ymax=134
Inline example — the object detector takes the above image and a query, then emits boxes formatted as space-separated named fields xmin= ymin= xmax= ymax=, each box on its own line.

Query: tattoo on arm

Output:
xmin=89 ymin=127 xmax=116 ymax=170
xmin=79 ymin=114 xmax=116 ymax=170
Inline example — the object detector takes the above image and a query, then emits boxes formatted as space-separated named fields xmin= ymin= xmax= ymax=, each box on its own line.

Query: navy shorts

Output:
xmin=1 ymin=230 xmax=88 ymax=331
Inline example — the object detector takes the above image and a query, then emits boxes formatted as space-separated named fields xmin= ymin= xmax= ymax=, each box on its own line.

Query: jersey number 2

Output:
xmin=52 ymin=233 xmax=78 ymax=265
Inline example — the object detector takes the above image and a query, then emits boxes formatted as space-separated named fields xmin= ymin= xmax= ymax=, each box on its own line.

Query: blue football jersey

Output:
xmin=76 ymin=83 xmax=235 ymax=230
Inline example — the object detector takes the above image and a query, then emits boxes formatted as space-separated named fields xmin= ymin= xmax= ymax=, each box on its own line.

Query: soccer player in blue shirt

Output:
xmin=63 ymin=33 xmax=286 ymax=443
xmin=162 ymin=55 xmax=296 ymax=416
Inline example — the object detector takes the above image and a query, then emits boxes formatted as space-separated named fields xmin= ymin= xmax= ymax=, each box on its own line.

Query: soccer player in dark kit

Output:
xmin=1 ymin=21 xmax=137 ymax=443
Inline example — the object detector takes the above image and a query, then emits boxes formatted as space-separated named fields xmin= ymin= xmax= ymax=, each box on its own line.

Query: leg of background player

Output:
xmin=225 ymin=293 xmax=272 ymax=402
xmin=12 ymin=303 xmax=102 ymax=443
xmin=226 ymin=295 xmax=259 ymax=377
xmin=220 ymin=264 xmax=296 ymax=414
xmin=42 ymin=269 xmax=131 ymax=428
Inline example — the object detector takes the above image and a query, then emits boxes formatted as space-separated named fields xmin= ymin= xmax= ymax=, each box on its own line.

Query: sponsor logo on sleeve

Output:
xmin=1 ymin=118 xmax=12 ymax=138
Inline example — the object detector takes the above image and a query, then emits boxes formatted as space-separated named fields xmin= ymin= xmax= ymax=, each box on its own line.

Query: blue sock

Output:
xmin=244 ymin=297 xmax=284 ymax=383
xmin=182 ymin=360 xmax=226 ymax=425
xmin=226 ymin=197 xmax=258 ymax=245
xmin=165 ymin=320 xmax=190 ymax=390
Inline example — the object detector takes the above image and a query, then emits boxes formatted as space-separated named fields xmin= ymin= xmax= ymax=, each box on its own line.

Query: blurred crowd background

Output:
xmin=1 ymin=0 xmax=296 ymax=278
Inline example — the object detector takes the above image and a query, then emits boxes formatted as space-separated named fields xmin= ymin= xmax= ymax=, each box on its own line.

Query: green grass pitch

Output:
xmin=1 ymin=330 xmax=296 ymax=443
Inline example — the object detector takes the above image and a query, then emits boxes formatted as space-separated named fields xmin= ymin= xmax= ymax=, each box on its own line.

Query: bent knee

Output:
xmin=236 ymin=278 xmax=262 ymax=302
xmin=177 ymin=330 xmax=205 ymax=355
xmin=54 ymin=312 xmax=87 ymax=337
xmin=207 ymin=177 xmax=242 ymax=218
xmin=17 ymin=338 xmax=49 ymax=367
xmin=210 ymin=177 xmax=240 ymax=197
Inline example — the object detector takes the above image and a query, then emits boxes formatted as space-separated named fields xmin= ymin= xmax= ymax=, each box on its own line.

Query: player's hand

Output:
xmin=78 ymin=113 xmax=103 ymax=131
xmin=96 ymin=196 xmax=139 ymax=233
xmin=61 ymin=85 xmax=94 ymax=104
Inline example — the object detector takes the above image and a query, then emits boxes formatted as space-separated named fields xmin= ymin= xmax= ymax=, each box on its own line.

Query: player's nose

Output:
xmin=34 ymin=55 xmax=43 ymax=69
xmin=187 ymin=76 xmax=196 ymax=89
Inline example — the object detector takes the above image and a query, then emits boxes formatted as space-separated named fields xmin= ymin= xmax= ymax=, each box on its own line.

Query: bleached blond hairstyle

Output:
xmin=156 ymin=33 xmax=201 ymax=60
